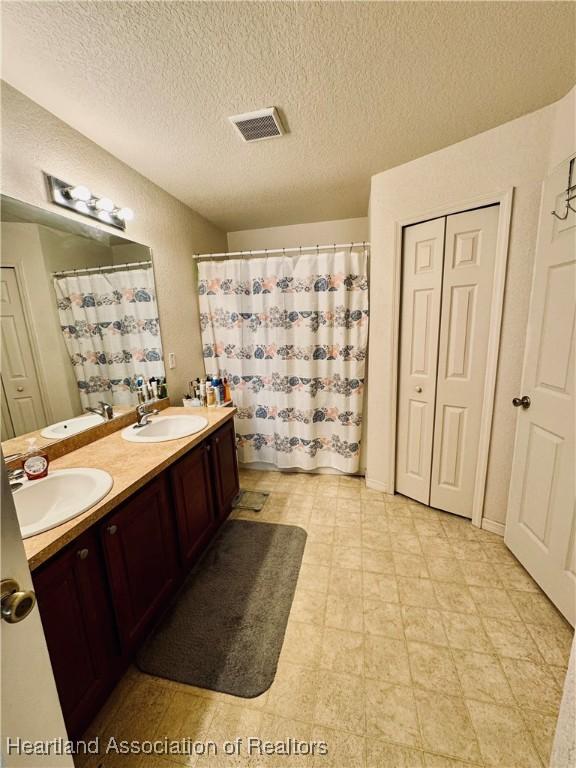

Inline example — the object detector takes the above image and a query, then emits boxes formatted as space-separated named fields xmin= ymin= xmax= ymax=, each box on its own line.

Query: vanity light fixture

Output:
xmin=44 ymin=174 xmax=135 ymax=231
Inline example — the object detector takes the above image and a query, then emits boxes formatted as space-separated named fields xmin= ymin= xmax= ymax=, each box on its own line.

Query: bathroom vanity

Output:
xmin=25 ymin=407 xmax=239 ymax=739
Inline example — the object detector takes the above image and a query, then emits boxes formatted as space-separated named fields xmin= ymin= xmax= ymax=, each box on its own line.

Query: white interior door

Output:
xmin=0 ymin=267 xmax=47 ymax=435
xmin=430 ymin=205 xmax=499 ymax=517
xmin=396 ymin=217 xmax=445 ymax=504
xmin=505 ymin=160 xmax=576 ymax=626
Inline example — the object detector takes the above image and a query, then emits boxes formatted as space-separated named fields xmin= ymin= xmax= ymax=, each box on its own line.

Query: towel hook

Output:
xmin=551 ymin=158 xmax=576 ymax=221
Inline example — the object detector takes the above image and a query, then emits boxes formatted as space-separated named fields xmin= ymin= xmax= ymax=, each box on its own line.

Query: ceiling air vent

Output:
xmin=229 ymin=107 xmax=285 ymax=142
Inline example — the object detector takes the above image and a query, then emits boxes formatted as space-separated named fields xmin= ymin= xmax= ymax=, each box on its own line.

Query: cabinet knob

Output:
xmin=206 ymin=444 xmax=211 ymax=452
xmin=77 ymin=548 xmax=89 ymax=560
xmin=107 ymin=524 xmax=118 ymax=535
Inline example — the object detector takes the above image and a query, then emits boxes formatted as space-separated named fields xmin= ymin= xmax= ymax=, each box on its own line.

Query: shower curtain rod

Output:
xmin=52 ymin=259 xmax=152 ymax=277
xmin=192 ymin=241 xmax=370 ymax=261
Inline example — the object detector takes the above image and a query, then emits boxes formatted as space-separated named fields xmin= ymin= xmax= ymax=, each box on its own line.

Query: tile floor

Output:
xmin=78 ymin=471 xmax=574 ymax=768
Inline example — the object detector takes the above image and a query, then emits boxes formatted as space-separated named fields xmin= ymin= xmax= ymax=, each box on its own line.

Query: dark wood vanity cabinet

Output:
xmin=171 ymin=442 xmax=216 ymax=567
xmin=31 ymin=416 xmax=239 ymax=739
xmin=33 ymin=527 xmax=119 ymax=740
xmin=209 ymin=418 xmax=240 ymax=517
xmin=100 ymin=474 xmax=178 ymax=652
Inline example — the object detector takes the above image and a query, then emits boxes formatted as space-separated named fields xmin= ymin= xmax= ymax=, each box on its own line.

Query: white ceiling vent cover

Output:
xmin=229 ymin=107 xmax=285 ymax=142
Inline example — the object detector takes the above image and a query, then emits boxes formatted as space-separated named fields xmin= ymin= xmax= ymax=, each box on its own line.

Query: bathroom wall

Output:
xmin=367 ymin=86 xmax=576 ymax=530
xmin=227 ymin=217 xmax=368 ymax=251
xmin=1 ymin=83 xmax=227 ymax=402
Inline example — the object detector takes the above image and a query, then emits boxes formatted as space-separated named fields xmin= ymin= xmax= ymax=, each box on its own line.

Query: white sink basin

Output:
xmin=13 ymin=468 xmax=113 ymax=539
xmin=41 ymin=412 xmax=115 ymax=439
xmin=121 ymin=414 xmax=208 ymax=443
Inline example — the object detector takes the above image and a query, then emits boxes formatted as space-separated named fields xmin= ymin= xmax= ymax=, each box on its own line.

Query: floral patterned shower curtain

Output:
xmin=54 ymin=267 xmax=164 ymax=409
xmin=198 ymin=247 xmax=369 ymax=472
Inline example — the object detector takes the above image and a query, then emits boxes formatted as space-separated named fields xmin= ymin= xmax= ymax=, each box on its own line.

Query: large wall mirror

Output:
xmin=1 ymin=194 xmax=166 ymax=454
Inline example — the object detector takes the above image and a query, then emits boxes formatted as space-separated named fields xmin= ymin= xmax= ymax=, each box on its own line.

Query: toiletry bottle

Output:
xmin=151 ymin=379 xmax=159 ymax=400
xmin=224 ymin=377 xmax=232 ymax=403
xmin=199 ymin=379 xmax=206 ymax=406
xmin=213 ymin=378 xmax=222 ymax=405
xmin=23 ymin=438 xmax=49 ymax=480
xmin=206 ymin=382 xmax=215 ymax=406
xmin=218 ymin=378 xmax=225 ymax=404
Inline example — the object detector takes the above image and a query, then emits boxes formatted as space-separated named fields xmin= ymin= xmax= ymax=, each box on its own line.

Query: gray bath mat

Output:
xmin=136 ymin=519 xmax=307 ymax=697
xmin=234 ymin=490 xmax=270 ymax=511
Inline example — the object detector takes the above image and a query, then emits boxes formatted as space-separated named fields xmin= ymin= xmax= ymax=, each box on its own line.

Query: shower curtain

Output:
xmin=198 ymin=247 xmax=369 ymax=472
xmin=54 ymin=267 xmax=164 ymax=409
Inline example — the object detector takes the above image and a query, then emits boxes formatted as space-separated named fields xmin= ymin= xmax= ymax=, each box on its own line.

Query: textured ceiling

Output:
xmin=2 ymin=2 xmax=575 ymax=231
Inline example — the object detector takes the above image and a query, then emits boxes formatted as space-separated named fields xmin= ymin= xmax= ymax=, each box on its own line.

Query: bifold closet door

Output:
xmin=396 ymin=218 xmax=445 ymax=504
xmin=429 ymin=205 xmax=499 ymax=517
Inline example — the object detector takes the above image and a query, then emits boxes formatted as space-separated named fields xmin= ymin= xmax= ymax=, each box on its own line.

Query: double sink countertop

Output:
xmin=22 ymin=407 xmax=236 ymax=571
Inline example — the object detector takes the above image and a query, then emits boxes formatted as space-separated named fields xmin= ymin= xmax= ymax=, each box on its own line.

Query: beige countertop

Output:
xmin=23 ymin=406 xmax=236 ymax=571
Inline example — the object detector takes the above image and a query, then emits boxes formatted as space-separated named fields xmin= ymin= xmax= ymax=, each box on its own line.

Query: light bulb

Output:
xmin=95 ymin=197 xmax=114 ymax=212
xmin=117 ymin=207 xmax=134 ymax=222
xmin=97 ymin=210 xmax=111 ymax=222
xmin=74 ymin=201 xmax=89 ymax=214
xmin=69 ymin=185 xmax=91 ymax=202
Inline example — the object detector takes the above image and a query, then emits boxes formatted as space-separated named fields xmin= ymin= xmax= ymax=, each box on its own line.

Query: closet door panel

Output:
xmin=396 ymin=218 xmax=445 ymax=504
xmin=430 ymin=205 xmax=499 ymax=517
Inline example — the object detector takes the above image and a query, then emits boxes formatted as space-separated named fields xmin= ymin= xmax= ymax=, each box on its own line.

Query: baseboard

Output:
xmin=481 ymin=518 xmax=505 ymax=537
xmin=365 ymin=477 xmax=390 ymax=493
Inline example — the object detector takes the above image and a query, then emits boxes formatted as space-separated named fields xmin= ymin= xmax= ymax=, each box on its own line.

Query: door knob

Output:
xmin=1 ymin=578 xmax=36 ymax=624
xmin=512 ymin=395 xmax=531 ymax=409
xmin=107 ymin=524 xmax=118 ymax=535
xmin=415 ymin=386 xmax=423 ymax=393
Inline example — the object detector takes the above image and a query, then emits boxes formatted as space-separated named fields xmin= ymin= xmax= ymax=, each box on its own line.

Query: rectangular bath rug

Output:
xmin=136 ymin=519 xmax=307 ymax=697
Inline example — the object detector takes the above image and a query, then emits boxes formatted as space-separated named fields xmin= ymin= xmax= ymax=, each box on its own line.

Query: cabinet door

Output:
xmin=171 ymin=442 xmax=216 ymax=567
xmin=101 ymin=475 xmax=178 ymax=651
xmin=33 ymin=528 xmax=119 ymax=739
xmin=210 ymin=419 xmax=240 ymax=518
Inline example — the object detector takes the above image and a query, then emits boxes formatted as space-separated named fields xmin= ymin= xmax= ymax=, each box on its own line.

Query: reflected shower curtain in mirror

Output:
xmin=198 ymin=247 xmax=369 ymax=472
xmin=53 ymin=267 xmax=163 ymax=409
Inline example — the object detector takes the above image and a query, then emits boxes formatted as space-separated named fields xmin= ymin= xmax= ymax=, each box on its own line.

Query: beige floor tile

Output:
xmin=305 ymin=524 xmax=334 ymax=545
xmin=363 ymin=572 xmax=400 ymax=603
xmin=388 ymin=518 xmax=418 ymax=536
xmin=441 ymin=519 xmax=481 ymax=542
xmin=361 ymin=528 xmax=392 ymax=551
xmin=333 ymin=526 xmax=362 ymax=548
xmin=525 ymin=621 xmax=574 ymax=666
xmin=320 ymin=627 xmax=364 ymax=675
xmin=365 ymin=680 xmax=421 ymax=748
xmin=402 ymin=606 xmax=448 ymax=646
xmin=508 ymin=591 xmax=568 ymax=628
xmin=281 ymin=621 xmax=323 ymax=668
xmin=481 ymin=617 xmax=542 ymax=663
xmin=521 ymin=708 xmax=557 ymax=766
xmin=440 ymin=611 xmax=493 ymax=654
xmin=338 ymin=485 xmax=362 ymax=501
xmin=465 ymin=700 xmax=541 ymax=767
xmin=425 ymin=557 xmax=465 ymax=583
xmin=459 ymin=560 xmax=502 ymax=588
xmin=449 ymin=540 xmax=488 ymax=562
xmin=362 ymin=548 xmax=396 ymax=575
xmin=419 ymin=538 xmax=454 ymax=561
xmin=108 ymin=676 xmax=170 ymax=742
xmin=335 ymin=504 xmax=361 ymax=523
xmin=252 ymin=714 xmax=313 ymax=767
xmin=325 ymin=593 xmax=364 ymax=633
xmin=391 ymin=533 xmax=423 ymax=556
xmin=290 ymin=589 xmax=327 ymax=626
xmin=500 ymin=657 xmax=562 ymax=711
xmin=365 ymin=635 xmax=411 ymax=685
xmin=363 ymin=598 xmax=404 ymax=639
xmin=153 ymin=691 xmax=217 ymax=764
xmin=303 ymin=541 xmax=333 ymax=567
xmin=393 ymin=553 xmax=429 ymax=578
xmin=481 ymin=542 xmax=518 ymax=565
xmin=432 ymin=583 xmax=477 ymax=615
xmin=414 ymin=689 xmax=481 ymax=764
xmin=413 ymin=518 xmax=446 ymax=538
xmin=264 ymin=662 xmax=320 ymax=722
xmin=468 ymin=586 xmax=520 ymax=620
xmin=313 ymin=670 xmax=365 ymax=735
xmin=398 ymin=577 xmax=439 ymax=609
xmin=452 ymin=650 xmax=514 ymax=705
xmin=298 ymin=563 xmax=330 ymax=594
xmin=328 ymin=567 xmax=363 ymax=597
xmin=494 ymin=563 xmax=539 ymax=592
xmin=549 ymin=664 xmax=568 ymax=688
xmin=407 ymin=641 xmax=461 ymax=695
xmin=311 ymin=726 xmax=365 ymax=768
xmin=423 ymin=754 xmax=482 ymax=768
xmin=366 ymin=739 xmax=424 ymax=767
xmin=332 ymin=545 xmax=362 ymax=570
xmin=195 ymin=704 xmax=263 ymax=767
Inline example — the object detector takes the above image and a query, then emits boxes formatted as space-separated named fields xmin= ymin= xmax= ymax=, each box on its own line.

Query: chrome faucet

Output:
xmin=134 ymin=403 xmax=159 ymax=428
xmin=85 ymin=401 xmax=114 ymax=420
xmin=8 ymin=468 xmax=25 ymax=491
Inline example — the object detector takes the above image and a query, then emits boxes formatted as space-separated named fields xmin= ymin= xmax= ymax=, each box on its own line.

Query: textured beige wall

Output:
xmin=228 ymin=218 xmax=369 ymax=251
xmin=1 ymin=83 xmax=227 ymax=402
xmin=367 ymin=88 xmax=575 ymax=528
